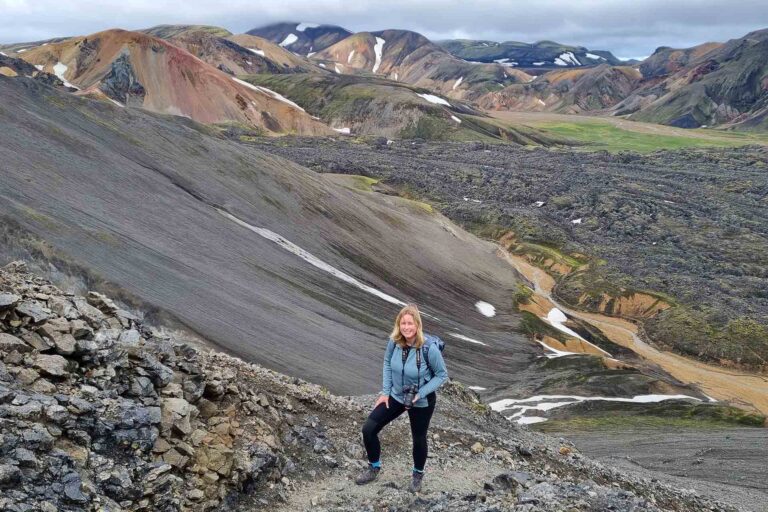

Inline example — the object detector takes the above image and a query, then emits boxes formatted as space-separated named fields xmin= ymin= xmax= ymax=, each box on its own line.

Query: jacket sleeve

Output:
xmin=418 ymin=345 xmax=448 ymax=397
xmin=381 ymin=339 xmax=395 ymax=396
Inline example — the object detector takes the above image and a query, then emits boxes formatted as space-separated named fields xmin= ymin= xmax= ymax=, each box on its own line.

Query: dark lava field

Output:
xmin=252 ymin=136 xmax=768 ymax=368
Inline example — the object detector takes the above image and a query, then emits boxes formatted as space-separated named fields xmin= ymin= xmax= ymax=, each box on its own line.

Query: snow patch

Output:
xmin=231 ymin=78 xmax=305 ymax=112
xmin=347 ymin=49 xmax=355 ymax=63
xmin=533 ymin=62 xmax=546 ymax=66
xmin=490 ymin=394 xmax=702 ymax=416
xmin=318 ymin=63 xmax=326 ymax=68
xmin=571 ymin=218 xmax=582 ymax=224
xmin=52 ymin=62 xmax=79 ymax=89
xmin=108 ymin=98 xmax=125 ymax=108
xmin=494 ymin=58 xmax=517 ymax=67
xmin=517 ymin=416 xmax=548 ymax=425
xmin=307 ymin=52 xmax=316 ymax=58
xmin=334 ymin=63 xmax=342 ymax=74
xmin=34 ymin=64 xmax=43 ymax=71
xmin=448 ymin=333 xmax=487 ymax=346
xmin=372 ymin=37 xmax=385 ymax=73
xmin=451 ymin=115 xmax=462 ymax=124
xmin=536 ymin=340 xmax=580 ymax=359
xmin=534 ymin=201 xmax=545 ymax=207
xmin=452 ymin=76 xmax=463 ymax=90
xmin=554 ymin=51 xmax=580 ymax=66
xmin=536 ymin=98 xmax=546 ymax=107
xmin=279 ymin=33 xmax=298 ymax=47
xmin=475 ymin=301 xmax=496 ymax=317
xmin=333 ymin=127 xmax=351 ymax=135
xmin=17 ymin=48 xmax=28 ymax=53
xmin=393 ymin=72 xmax=398 ymax=80
xmin=248 ymin=48 xmax=265 ymax=57
xmin=296 ymin=22 xmax=319 ymax=32
xmin=416 ymin=93 xmax=451 ymax=106
xmin=468 ymin=386 xmax=487 ymax=391
xmin=586 ymin=53 xmax=605 ymax=60
xmin=219 ymin=209 xmax=406 ymax=307
xmin=540 ymin=307 xmax=612 ymax=357
xmin=0 ymin=51 xmax=7 ymax=56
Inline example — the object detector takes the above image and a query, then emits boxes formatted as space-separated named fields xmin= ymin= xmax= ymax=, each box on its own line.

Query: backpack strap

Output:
xmin=421 ymin=342 xmax=433 ymax=378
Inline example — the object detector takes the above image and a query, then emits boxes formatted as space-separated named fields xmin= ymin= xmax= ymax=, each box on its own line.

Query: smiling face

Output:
xmin=399 ymin=313 xmax=417 ymax=343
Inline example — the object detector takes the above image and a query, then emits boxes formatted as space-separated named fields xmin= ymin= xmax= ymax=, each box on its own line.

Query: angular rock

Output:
xmin=20 ymin=331 xmax=54 ymax=351
xmin=16 ymin=368 xmax=39 ymax=385
xmin=52 ymin=332 xmax=77 ymax=355
xmin=49 ymin=296 xmax=79 ymax=319
xmin=129 ymin=376 xmax=155 ymax=397
xmin=118 ymin=329 xmax=141 ymax=346
xmin=72 ymin=297 xmax=105 ymax=326
xmin=161 ymin=397 xmax=195 ymax=436
xmin=32 ymin=354 xmax=69 ymax=377
xmin=197 ymin=444 xmax=234 ymax=476
xmin=21 ymin=424 xmax=54 ymax=450
xmin=14 ymin=447 xmax=38 ymax=468
xmin=15 ymin=300 xmax=52 ymax=324
xmin=62 ymin=472 xmax=89 ymax=503
xmin=69 ymin=319 xmax=93 ymax=339
xmin=0 ymin=464 xmax=21 ymax=487
xmin=38 ymin=318 xmax=70 ymax=338
xmin=0 ymin=333 xmax=32 ymax=354
xmin=30 ymin=377 xmax=56 ymax=394
xmin=87 ymin=291 xmax=119 ymax=313
xmin=0 ymin=293 xmax=21 ymax=309
xmin=141 ymin=354 xmax=174 ymax=387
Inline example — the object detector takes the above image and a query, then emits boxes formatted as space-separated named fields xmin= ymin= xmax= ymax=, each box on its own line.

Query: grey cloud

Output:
xmin=1 ymin=0 xmax=767 ymax=58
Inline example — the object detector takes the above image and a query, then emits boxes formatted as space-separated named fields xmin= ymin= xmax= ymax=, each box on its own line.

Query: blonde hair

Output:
xmin=390 ymin=304 xmax=425 ymax=349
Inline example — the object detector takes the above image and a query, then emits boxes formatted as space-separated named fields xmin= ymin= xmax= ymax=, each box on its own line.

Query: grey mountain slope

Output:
xmin=438 ymin=38 xmax=622 ymax=67
xmin=0 ymin=76 xmax=532 ymax=395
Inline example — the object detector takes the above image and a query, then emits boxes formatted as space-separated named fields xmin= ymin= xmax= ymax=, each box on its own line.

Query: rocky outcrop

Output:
xmin=99 ymin=51 xmax=146 ymax=106
xmin=0 ymin=261 xmax=352 ymax=511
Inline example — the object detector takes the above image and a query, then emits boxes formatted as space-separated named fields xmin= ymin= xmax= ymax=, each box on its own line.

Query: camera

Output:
xmin=402 ymin=385 xmax=419 ymax=409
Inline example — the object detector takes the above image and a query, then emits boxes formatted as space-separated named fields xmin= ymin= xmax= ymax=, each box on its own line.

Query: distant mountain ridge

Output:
xmin=5 ymin=21 xmax=768 ymax=132
xmin=438 ymin=39 xmax=623 ymax=68
xmin=246 ymin=21 xmax=352 ymax=54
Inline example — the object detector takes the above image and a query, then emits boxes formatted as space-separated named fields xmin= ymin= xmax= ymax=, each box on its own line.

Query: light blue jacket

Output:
xmin=381 ymin=334 xmax=449 ymax=408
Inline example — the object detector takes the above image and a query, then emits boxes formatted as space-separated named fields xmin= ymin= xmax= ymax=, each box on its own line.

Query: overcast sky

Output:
xmin=2 ymin=0 xmax=767 ymax=59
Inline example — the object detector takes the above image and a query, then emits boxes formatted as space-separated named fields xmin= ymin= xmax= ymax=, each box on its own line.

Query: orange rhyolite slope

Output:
xmin=16 ymin=29 xmax=331 ymax=135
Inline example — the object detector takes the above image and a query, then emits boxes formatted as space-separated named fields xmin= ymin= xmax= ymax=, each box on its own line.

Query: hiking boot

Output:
xmin=355 ymin=466 xmax=380 ymax=485
xmin=409 ymin=471 xmax=424 ymax=493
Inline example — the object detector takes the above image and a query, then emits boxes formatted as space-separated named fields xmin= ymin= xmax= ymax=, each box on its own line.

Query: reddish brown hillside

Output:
xmin=14 ymin=29 xmax=330 ymax=135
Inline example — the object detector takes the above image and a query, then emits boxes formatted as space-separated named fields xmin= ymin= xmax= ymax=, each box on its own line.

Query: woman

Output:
xmin=355 ymin=304 xmax=449 ymax=493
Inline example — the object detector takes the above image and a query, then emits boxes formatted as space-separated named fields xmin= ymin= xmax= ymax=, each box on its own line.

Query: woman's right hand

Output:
xmin=374 ymin=394 xmax=389 ymax=409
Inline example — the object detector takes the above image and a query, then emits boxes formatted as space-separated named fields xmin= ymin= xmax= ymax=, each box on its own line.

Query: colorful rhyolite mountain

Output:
xmin=6 ymin=28 xmax=330 ymax=135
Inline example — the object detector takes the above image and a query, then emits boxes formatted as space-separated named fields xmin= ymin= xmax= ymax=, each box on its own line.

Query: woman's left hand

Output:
xmin=413 ymin=394 xmax=420 ymax=403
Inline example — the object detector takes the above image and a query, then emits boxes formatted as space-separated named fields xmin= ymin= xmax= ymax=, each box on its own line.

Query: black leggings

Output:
xmin=361 ymin=393 xmax=436 ymax=471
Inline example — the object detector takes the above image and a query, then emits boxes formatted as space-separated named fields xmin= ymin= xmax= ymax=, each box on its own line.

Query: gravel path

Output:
xmin=559 ymin=427 xmax=768 ymax=512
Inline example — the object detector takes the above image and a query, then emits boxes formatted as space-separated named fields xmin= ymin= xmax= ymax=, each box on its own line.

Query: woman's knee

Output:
xmin=412 ymin=432 xmax=428 ymax=448
xmin=362 ymin=418 xmax=378 ymax=440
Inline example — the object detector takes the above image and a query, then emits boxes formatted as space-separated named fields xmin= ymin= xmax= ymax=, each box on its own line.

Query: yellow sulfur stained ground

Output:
xmin=499 ymin=248 xmax=768 ymax=417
